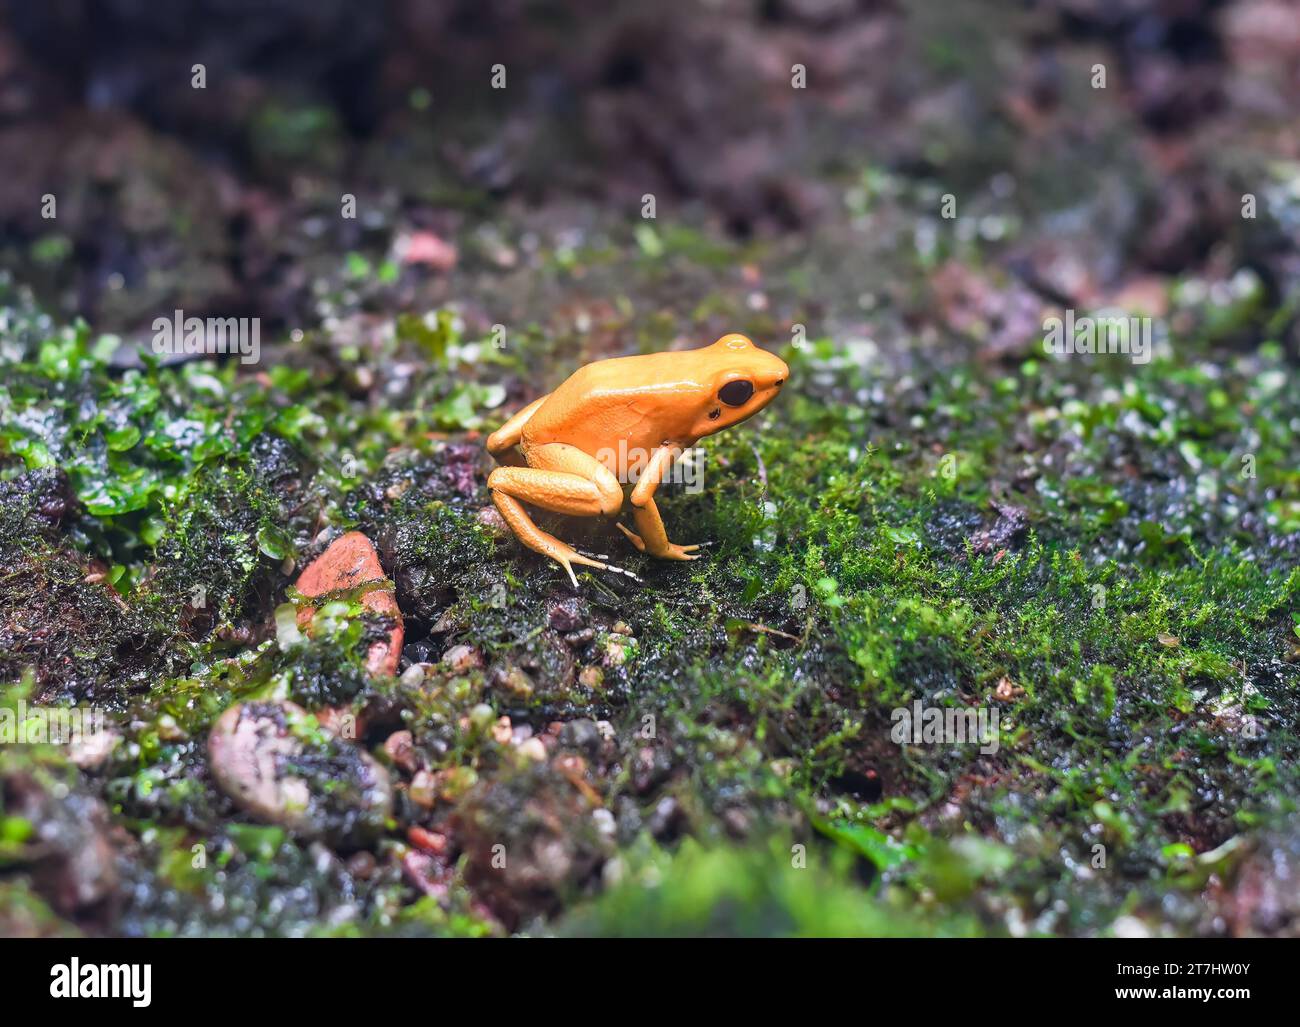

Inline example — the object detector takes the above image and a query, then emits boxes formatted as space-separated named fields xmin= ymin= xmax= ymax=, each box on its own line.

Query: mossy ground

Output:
xmin=1 ymin=184 xmax=1297 ymax=935
xmin=1 ymin=0 xmax=1299 ymax=938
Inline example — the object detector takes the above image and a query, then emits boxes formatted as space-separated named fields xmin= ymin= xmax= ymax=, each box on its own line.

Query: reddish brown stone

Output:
xmin=407 ymin=826 xmax=449 ymax=856
xmin=295 ymin=531 xmax=404 ymax=677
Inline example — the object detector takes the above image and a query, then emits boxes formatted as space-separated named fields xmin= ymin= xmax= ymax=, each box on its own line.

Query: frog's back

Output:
xmin=522 ymin=351 xmax=707 ymax=454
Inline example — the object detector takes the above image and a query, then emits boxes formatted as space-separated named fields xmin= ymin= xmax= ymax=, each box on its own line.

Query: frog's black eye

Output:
xmin=719 ymin=380 xmax=754 ymax=406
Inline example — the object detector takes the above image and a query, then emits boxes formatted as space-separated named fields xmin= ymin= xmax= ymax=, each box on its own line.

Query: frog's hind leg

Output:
xmin=488 ymin=443 xmax=638 ymax=587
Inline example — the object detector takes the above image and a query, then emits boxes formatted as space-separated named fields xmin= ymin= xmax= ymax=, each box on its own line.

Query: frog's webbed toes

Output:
xmin=617 ymin=523 xmax=705 ymax=561
xmin=615 ymin=523 xmax=646 ymax=552
xmin=555 ymin=554 xmax=580 ymax=589
xmin=662 ymin=546 xmax=701 ymax=561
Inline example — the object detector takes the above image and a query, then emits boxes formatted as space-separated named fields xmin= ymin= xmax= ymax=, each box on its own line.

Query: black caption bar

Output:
xmin=0 ymin=937 xmax=1291 ymax=1016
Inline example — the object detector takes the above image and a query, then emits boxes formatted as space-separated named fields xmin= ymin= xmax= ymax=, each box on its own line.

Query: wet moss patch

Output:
xmin=2 ymin=211 xmax=1299 ymax=937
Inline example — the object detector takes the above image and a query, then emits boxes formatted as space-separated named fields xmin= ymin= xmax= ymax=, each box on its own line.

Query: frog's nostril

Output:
xmin=775 ymin=379 xmax=783 ymax=387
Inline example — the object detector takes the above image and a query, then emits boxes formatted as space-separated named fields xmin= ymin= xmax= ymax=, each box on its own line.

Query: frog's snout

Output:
xmin=749 ymin=361 xmax=788 ymax=416
xmin=763 ymin=354 xmax=790 ymax=395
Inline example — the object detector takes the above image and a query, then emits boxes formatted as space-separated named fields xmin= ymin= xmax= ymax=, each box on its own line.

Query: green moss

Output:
xmin=558 ymin=836 xmax=978 ymax=937
xmin=3 ymin=205 xmax=1299 ymax=936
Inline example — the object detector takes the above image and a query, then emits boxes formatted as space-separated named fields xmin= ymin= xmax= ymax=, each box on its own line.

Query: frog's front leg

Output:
xmin=488 ymin=443 xmax=635 ymax=587
xmin=485 ymin=394 xmax=550 ymax=466
xmin=616 ymin=445 xmax=703 ymax=561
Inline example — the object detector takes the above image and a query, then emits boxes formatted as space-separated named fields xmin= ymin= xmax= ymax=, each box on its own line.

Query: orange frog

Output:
xmin=486 ymin=333 xmax=789 ymax=585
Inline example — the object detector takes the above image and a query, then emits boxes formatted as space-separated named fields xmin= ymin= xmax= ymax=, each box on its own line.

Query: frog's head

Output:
xmin=691 ymin=333 xmax=789 ymax=439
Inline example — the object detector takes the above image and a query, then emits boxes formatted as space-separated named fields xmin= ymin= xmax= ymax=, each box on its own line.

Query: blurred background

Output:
xmin=0 ymin=0 xmax=1296 ymax=357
